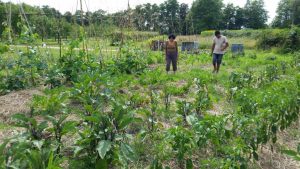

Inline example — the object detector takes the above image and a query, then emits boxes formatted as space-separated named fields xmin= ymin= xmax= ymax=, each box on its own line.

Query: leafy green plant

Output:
xmin=228 ymin=71 xmax=254 ymax=100
xmin=163 ymin=86 xmax=171 ymax=111
xmin=292 ymin=52 xmax=300 ymax=69
xmin=176 ymin=100 xmax=193 ymax=124
xmin=265 ymin=64 xmax=279 ymax=82
xmin=0 ymin=138 xmax=63 ymax=169
xmin=0 ymin=25 xmax=49 ymax=94
xmin=0 ymin=43 xmax=9 ymax=54
xmin=149 ymin=90 xmax=159 ymax=132
xmin=280 ymin=61 xmax=288 ymax=74
xmin=70 ymin=75 xmax=138 ymax=168
xmin=45 ymin=65 xmax=65 ymax=89
xmin=194 ymin=78 xmax=211 ymax=116
xmin=166 ymin=126 xmax=195 ymax=169
xmin=113 ymin=46 xmax=148 ymax=74
xmin=59 ymin=40 xmax=87 ymax=82
xmin=282 ymin=144 xmax=300 ymax=161
xmin=0 ymin=87 xmax=77 ymax=168
xmin=72 ymin=100 xmax=137 ymax=168
xmin=248 ymin=52 xmax=257 ymax=59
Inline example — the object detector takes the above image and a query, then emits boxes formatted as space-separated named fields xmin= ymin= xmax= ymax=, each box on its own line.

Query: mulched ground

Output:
xmin=0 ymin=88 xmax=42 ymax=123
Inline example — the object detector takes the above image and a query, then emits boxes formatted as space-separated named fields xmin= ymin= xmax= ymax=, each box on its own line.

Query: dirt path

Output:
xmin=255 ymin=123 xmax=300 ymax=169
xmin=0 ymin=88 xmax=42 ymax=123
xmin=0 ymin=89 xmax=42 ymax=143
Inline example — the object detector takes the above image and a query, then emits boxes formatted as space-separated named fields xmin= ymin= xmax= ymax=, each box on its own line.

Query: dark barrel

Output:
xmin=182 ymin=42 xmax=199 ymax=53
xmin=151 ymin=40 xmax=165 ymax=51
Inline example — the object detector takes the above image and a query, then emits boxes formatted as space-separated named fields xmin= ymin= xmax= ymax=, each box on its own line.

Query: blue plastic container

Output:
xmin=231 ymin=44 xmax=244 ymax=54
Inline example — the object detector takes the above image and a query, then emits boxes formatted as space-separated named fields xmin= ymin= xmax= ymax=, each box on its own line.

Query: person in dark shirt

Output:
xmin=165 ymin=34 xmax=178 ymax=74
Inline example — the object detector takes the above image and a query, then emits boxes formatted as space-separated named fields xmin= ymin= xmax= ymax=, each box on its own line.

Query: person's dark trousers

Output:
xmin=213 ymin=53 xmax=224 ymax=65
xmin=166 ymin=53 xmax=178 ymax=72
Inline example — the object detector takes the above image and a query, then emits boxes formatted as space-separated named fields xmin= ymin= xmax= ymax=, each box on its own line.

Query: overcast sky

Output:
xmin=3 ymin=0 xmax=279 ymax=23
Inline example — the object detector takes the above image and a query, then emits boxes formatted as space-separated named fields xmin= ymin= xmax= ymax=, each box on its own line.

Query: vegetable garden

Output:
xmin=0 ymin=24 xmax=299 ymax=169
xmin=0 ymin=0 xmax=300 ymax=168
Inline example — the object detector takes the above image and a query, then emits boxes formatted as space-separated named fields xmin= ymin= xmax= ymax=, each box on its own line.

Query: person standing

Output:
xmin=165 ymin=34 xmax=178 ymax=74
xmin=211 ymin=31 xmax=229 ymax=73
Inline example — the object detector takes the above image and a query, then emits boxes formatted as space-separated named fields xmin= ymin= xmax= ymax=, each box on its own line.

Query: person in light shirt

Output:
xmin=211 ymin=31 xmax=229 ymax=73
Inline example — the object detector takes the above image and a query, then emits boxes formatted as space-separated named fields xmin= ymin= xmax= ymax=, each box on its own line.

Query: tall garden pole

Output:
xmin=79 ymin=0 xmax=86 ymax=52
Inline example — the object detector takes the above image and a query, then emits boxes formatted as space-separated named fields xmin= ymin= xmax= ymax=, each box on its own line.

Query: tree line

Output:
xmin=0 ymin=0 xmax=299 ymax=40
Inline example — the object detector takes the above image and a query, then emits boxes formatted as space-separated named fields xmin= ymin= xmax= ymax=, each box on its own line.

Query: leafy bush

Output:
xmin=112 ymin=46 xmax=148 ymax=74
xmin=257 ymin=27 xmax=300 ymax=53
xmin=59 ymin=41 xmax=83 ymax=82
xmin=0 ymin=46 xmax=47 ymax=94
xmin=109 ymin=31 xmax=159 ymax=46
xmin=147 ymin=52 xmax=164 ymax=65
xmin=201 ymin=29 xmax=262 ymax=38
xmin=0 ymin=43 xmax=9 ymax=54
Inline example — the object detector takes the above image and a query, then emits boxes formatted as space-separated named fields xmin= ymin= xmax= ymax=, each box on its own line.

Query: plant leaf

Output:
xmin=186 ymin=159 xmax=193 ymax=169
xmin=282 ymin=150 xmax=298 ymax=156
xmin=95 ymin=158 xmax=108 ymax=169
xmin=120 ymin=143 xmax=136 ymax=162
xmin=97 ymin=140 xmax=112 ymax=159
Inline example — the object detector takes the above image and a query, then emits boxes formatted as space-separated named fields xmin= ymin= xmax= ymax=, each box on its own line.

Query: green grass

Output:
xmin=0 ymin=123 xmax=11 ymax=130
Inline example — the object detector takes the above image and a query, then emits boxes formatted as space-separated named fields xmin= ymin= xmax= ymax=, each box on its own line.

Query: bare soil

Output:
xmin=0 ymin=88 xmax=42 ymax=123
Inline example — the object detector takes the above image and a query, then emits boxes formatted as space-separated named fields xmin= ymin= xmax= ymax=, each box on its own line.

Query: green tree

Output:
xmin=244 ymin=0 xmax=268 ymax=29
xmin=41 ymin=5 xmax=61 ymax=18
xmin=222 ymin=3 xmax=236 ymax=29
xmin=151 ymin=4 xmax=161 ymax=32
xmin=91 ymin=10 xmax=106 ymax=25
xmin=133 ymin=5 xmax=144 ymax=31
xmin=179 ymin=3 xmax=189 ymax=35
xmin=133 ymin=3 xmax=161 ymax=31
xmin=272 ymin=0 xmax=293 ymax=28
xmin=235 ymin=7 xmax=245 ymax=29
xmin=190 ymin=0 xmax=224 ymax=32
xmin=159 ymin=0 xmax=180 ymax=34
xmin=222 ymin=4 xmax=245 ymax=30
xmin=64 ymin=12 xmax=73 ymax=23
xmin=0 ymin=2 xmax=6 ymax=36
xmin=292 ymin=0 xmax=300 ymax=25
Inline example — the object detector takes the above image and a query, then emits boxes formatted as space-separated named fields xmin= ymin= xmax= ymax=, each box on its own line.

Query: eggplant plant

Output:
xmin=163 ymin=86 xmax=171 ymax=111
xmin=166 ymin=126 xmax=195 ymax=169
xmin=70 ymin=75 xmax=138 ymax=168
xmin=176 ymin=100 xmax=193 ymax=124
xmin=72 ymin=99 xmax=138 ymax=168
xmin=0 ymin=88 xmax=76 ymax=168
xmin=194 ymin=78 xmax=211 ymax=116
xmin=0 ymin=138 xmax=63 ymax=169
xmin=265 ymin=64 xmax=279 ymax=82
xmin=59 ymin=40 xmax=88 ymax=82
xmin=148 ymin=90 xmax=159 ymax=132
